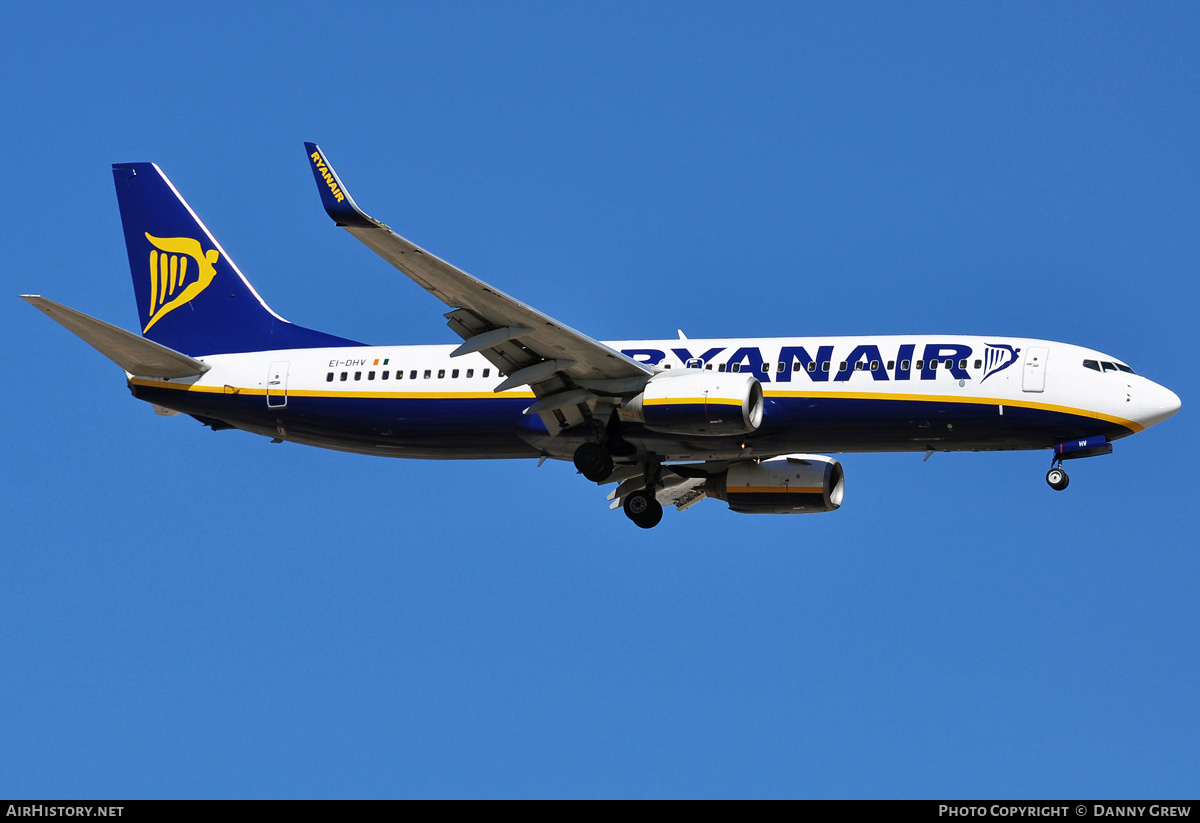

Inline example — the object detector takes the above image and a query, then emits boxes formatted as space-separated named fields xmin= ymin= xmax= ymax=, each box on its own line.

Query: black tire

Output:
xmin=1046 ymin=467 xmax=1069 ymax=491
xmin=624 ymin=490 xmax=663 ymax=528
xmin=573 ymin=442 xmax=611 ymax=480
xmin=584 ymin=452 xmax=614 ymax=483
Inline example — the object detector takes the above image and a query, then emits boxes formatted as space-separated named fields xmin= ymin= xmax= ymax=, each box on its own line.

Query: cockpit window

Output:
xmin=1116 ymin=363 xmax=1135 ymax=374
xmin=1083 ymin=360 xmax=1100 ymax=372
xmin=1101 ymin=361 xmax=1118 ymax=373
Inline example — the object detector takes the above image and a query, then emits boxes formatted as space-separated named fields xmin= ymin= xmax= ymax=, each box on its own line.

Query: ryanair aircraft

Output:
xmin=24 ymin=144 xmax=1181 ymax=528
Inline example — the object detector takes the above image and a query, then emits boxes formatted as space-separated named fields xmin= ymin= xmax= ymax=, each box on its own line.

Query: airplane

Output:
xmin=23 ymin=144 xmax=1181 ymax=528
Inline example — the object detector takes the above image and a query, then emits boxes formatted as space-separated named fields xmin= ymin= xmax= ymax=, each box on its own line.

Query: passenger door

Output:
xmin=1022 ymin=347 xmax=1048 ymax=393
xmin=266 ymin=361 xmax=290 ymax=408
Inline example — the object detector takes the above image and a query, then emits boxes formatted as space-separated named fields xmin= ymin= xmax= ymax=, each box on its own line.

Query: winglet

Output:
xmin=304 ymin=142 xmax=380 ymax=229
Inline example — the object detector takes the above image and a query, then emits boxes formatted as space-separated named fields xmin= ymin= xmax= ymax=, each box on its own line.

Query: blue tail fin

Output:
xmin=112 ymin=162 xmax=361 ymax=356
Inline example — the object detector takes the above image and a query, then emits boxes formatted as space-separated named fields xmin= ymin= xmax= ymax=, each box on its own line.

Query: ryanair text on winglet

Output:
xmin=311 ymin=151 xmax=346 ymax=203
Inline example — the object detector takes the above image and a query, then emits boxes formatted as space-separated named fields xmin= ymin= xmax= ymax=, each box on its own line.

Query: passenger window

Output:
xmin=452 ymin=369 xmax=459 ymax=378
xmin=958 ymin=360 xmax=966 ymax=370
xmin=944 ymin=359 xmax=954 ymax=370
xmin=901 ymin=360 xmax=911 ymax=370
xmin=807 ymin=362 xmax=817 ymax=372
xmin=381 ymin=370 xmax=389 ymax=380
xmin=793 ymin=362 xmax=802 ymax=372
xmin=424 ymin=370 xmax=431 ymax=379
xmin=368 ymin=371 xmax=375 ymax=380
xmin=854 ymin=361 xmax=864 ymax=371
xmin=1102 ymin=362 xmax=1117 ymax=372
xmin=777 ymin=362 xmax=786 ymax=372
xmin=340 ymin=372 xmax=348 ymax=381
xmin=466 ymin=369 xmax=474 ymax=378
xmin=915 ymin=360 xmax=924 ymax=370
xmin=929 ymin=360 xmax=938 ymax=370
xmin=886 ymin=361 xmax=894 ymax=370
xmin=839 ymin=361 xmax=848 ymax=372
xmin=409 ymin=370 xmax=417 ymax=379
xmin=438 ymin=369 xmax=446 ymax=379
xmin=974 ymin=359 xmax=982 ymax=370
xmin=870 ymin=360 xmax=880 ymax=371
xmin=483 ymin=369 xmax=490 ymax=378
xmin=326 ymin=372 xmax=334 ymax=382
xmin=760 ymin=363 xmax=769 ymax=373
xmin=705 ymin=363 xmax=712 ymax=370
xmin=718 ymin=363 xmax=726 ymax=372
xmin=731 ymin=363 xmax=741 ymax=373
xmin=822 ymin=361 xmax=831 ymax=372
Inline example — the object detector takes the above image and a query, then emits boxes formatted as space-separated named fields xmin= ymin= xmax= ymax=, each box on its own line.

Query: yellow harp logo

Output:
xmin=144 ymin=234 xmax=219 ymax=333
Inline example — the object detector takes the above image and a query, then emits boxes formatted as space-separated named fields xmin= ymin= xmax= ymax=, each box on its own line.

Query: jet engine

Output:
xmin=705 ymin=455 xmax=844 ymax=514
xmin=620 ymin=371 xmax=763 ymax=436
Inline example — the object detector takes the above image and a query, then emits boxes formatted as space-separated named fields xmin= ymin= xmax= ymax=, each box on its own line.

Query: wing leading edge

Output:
xmin=303 ymin=142 xmax=654 ymax=435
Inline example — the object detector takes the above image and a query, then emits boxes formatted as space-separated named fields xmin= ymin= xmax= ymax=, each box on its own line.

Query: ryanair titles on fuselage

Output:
xmin=619 ymin=342 xmax=1022 ymax=383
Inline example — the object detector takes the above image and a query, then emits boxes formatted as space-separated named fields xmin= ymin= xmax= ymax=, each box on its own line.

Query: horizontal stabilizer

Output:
xmin=22 ymin=295 xmax=211 ymax=378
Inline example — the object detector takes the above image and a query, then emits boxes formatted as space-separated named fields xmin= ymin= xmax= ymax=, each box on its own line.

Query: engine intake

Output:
xmin=621 ymin=371 xmax=764 ymax=436
xmin=706 ymin=455 xmax=844 ymax=514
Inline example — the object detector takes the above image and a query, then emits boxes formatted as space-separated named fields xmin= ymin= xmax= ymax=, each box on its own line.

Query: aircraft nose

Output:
xmin=1139 ymin=381 xmax=1181 ymax=428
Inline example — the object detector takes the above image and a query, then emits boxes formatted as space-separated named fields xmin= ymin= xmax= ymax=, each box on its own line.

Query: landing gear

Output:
xmin=623 ymin=489 xmax=663 ymax=529
xmin=1046 ymin=466 xmax=1069 ymax=491
xmin=573 ymin=442 xmax=614 ymax=483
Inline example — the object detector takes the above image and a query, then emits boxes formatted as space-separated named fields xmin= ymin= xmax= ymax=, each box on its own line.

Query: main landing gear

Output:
xmin=573 ymin=442 xmax=614 ymax=483
xmin=574 ymin=442 xmax=663 ymax=527
xmin=574 ymin=419 xmax=662 ymax=527
xmin=623 ymin=489 xmax=664 ymax=529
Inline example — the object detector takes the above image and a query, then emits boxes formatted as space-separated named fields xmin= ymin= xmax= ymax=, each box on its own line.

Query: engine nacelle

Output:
xmin=705 ymin=455 xmax=844 ymax=514
xmin=621 ymin=371 xmax=764 ymax=436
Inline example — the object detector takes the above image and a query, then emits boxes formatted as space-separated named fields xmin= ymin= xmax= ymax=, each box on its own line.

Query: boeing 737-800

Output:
xmin=23 ymin=144 xmax=1181 ymax=528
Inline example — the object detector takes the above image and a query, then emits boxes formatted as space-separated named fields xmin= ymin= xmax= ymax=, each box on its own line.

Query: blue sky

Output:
xmin=2 ymin=2 xmax=1198 ymax=798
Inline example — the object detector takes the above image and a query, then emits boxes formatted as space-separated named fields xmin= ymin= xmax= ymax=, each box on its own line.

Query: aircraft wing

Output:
xmin=304 ymin=143 xmax=654 ymax=435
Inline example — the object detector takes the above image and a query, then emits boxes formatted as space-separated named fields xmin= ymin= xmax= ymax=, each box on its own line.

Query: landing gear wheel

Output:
xmin=1046 ymin=467 xmax=1069 ymax=491
xmin=573 ymin=442 xmax=614 ymax=483
xmin=623 ymin=490 xmax=664 ymax=529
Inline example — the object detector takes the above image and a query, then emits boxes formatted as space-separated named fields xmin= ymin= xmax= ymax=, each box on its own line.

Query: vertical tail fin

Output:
xmin=112 ymin=163 xmax=361 ymax=356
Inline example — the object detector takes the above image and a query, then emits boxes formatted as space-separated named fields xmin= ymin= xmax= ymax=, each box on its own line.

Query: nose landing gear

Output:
xmin=1045 ymin=436 xmax=1111 ymax=491
xmin=1046 ymin=464 xmax=1069 ymax=491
